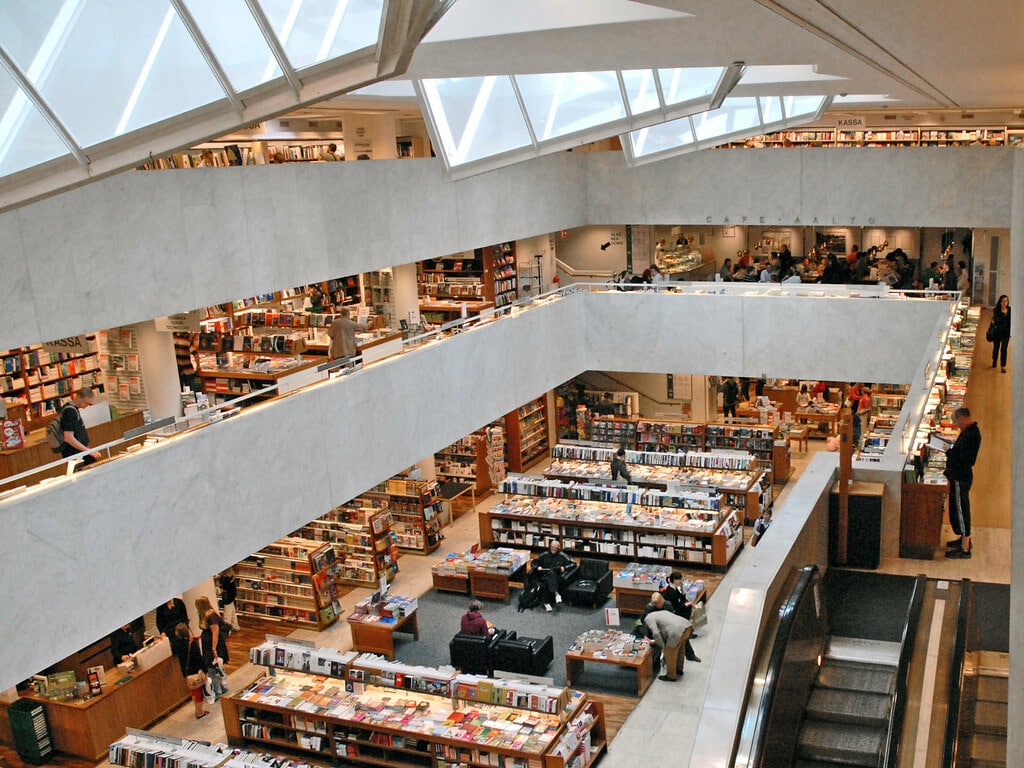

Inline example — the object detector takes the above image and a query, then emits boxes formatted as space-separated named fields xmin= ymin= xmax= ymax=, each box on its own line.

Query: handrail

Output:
xmin=882 ymin=573 xmax=928 ymax=768
xmin=736 ymin=564 xmax=821 ymax=768
xmin=1 ymin=283 xmax=955 ymax=499
xmin=941 ymin=579 xmax=973 ymax=767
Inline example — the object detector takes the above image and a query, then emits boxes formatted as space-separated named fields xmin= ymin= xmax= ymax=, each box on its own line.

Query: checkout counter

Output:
xmin=0 ymin=637 xmax=188 ymax=761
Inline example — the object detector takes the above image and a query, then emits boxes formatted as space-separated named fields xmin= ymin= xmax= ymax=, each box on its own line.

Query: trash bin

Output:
xmin=7 ymin=699 xmax=52 ymax=765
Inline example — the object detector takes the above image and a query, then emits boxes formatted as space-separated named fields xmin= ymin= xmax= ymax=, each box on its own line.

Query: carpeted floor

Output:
xmin=391 ymin=586 xmax=652 ymax=698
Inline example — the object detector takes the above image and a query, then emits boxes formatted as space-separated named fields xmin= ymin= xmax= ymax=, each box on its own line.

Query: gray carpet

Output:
xmin=390 ymin=586 xmax=652 ymax=697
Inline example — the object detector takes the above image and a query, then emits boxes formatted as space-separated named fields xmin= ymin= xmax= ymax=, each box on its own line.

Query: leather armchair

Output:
xmin=449 ymin=629 xmax=514 ymax=676
xmin=563 ymin=558 xmax=613 ymax=608
xmin=494 ymin=635 xmax=554 ymax=676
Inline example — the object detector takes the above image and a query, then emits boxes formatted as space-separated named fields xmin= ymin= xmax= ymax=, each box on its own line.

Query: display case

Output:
xmin=233 ymin=537 xmax=343 ymax=629
xmin=294 ymin=499 xmax=400 ymax=587
xmin=589 ymin=416 xmax=638 ymax=447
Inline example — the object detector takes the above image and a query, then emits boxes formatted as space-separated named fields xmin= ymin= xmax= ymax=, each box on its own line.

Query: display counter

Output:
xmin=0 ymin=410 xmax=145 ymax=493
xmin=900 ymin=480 xmax=946 ymax=559
xmin=0 ymin=645 xmax=188 ymax=761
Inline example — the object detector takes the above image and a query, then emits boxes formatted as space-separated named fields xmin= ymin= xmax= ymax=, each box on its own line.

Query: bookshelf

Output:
xmin=0 ymin=341 xmax=104 ymax=423
xmin=589 ymin=416 xmax=638 ymax=447
xmin=506 ymin=396 xmax=550 ymax=472
xmin=294 ymin=498 xmax=400 ymax=587
xmin=365 ymin=270 xmax=396 ymax=325
xmin=634 ymin=418 xmax=705 ymax=452
xmin=213 ymin=652 xmax=604 ymax=768
xmin=367 ymin=478 xmax=444 ymax=554
xmin=739 ymin=125 xmax=1009 ymax=148
xmin=703 ymin=423 xmax=778 ymax=483
xmin=488 ymin=242 xmax=518 ymax=308
xmin=434 ymin=424 xmax=506 ymax=494
xmin=232 ymin=537 xmax=343 ymax=630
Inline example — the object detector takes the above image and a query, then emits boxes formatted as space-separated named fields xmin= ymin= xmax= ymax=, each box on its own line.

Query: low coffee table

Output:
xmin=565 ymin=630 xmax=653 ymax=697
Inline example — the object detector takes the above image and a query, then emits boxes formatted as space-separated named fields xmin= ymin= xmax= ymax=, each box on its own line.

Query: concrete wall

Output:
xmin=0 ymin=148 xmax=1014 ymax=352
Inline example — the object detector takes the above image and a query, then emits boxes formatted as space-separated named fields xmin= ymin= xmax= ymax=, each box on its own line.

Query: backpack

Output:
xmin=46 ymin=406 xmax=74 ymax=454
xmin=517 ymin=581 xmax=546 ymax=612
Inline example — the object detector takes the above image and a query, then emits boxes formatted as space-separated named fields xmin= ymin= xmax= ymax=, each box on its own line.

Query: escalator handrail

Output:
xmin=745 ymin=564 xmax=821 ymax=768
xmin=882 ymin=574 xmax=928 ymax=768
xmin=940 ymin=578 xmax=972 ymax=767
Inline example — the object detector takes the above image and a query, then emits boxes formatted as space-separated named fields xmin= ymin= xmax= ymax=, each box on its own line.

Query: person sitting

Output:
xmin=531 ymin=540 xmax=577 ymax=612
xmin=610 ymin=447 xmax=632 ymax=482
xmin=460 ymin=600 xmax=494 ymax=636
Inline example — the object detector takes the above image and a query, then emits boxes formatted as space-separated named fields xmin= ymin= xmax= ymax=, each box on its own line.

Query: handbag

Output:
xmin=690 ymin=602 xmax=709 ymax=630
xmin=184 ymin=640 xmax=208 ymax=689
xmin=986 ymin=320 xmax=997 ymax=342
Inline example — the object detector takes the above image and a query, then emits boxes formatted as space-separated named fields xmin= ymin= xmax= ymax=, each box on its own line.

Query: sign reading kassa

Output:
xmin=42 ymin=336 xmax=91 ymax=354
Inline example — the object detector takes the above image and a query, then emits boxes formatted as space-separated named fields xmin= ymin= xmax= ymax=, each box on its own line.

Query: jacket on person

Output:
xmin=643 ymin=607 xmax=691 ymax=647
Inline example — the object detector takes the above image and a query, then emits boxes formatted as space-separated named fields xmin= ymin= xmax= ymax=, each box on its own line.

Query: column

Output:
xmin=136 ymin=321 xmax=185 ymax=419
xmin=392 ymin=261 xmax=420 ymax=327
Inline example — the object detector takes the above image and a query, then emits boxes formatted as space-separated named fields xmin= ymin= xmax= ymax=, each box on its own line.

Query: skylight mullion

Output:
xmin=615 ymin=70 xmax=632 ymax=118
xmin=652 ymin=68 xmax=667 ymax=111
xmin=317 ymin=0 xmax=351 ymax=62
xmin=244 ymin=0 xmax=303 ymax=96
xmin=508 ymin=76 xmax=539 ymax=148
xmin=168 ymin=0 xmax=245 ymax=115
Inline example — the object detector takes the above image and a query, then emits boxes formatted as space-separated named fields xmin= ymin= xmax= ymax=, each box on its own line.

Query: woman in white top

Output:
xmin=956 ymin=260 xmax=970 ymax=293
xmin=796 ymin=384 xmax=811 ymax=408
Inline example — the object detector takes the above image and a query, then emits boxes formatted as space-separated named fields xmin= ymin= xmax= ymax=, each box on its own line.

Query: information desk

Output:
xmin=346 ymin=610 xmax=419 ymax=660
xmin=0 ymin=651 xmax=187 ymax=760
xmin=565 ymin=632 xmax=653 ymax=697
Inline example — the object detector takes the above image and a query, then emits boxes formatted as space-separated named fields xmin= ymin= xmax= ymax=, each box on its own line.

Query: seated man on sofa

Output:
xmin=531 ymin=540 xmax=577 ymax=612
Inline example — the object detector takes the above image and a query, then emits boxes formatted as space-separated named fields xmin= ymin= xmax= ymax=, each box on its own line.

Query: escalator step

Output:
xmin=826 ymin=636 xmax=902 ymax=666
xmin=972 ymin=732 xmax=1006 ymax=762
xmin=794 ymin=761 xmax=854 ymax=768
xmin=798 ymin=720 xmax=885 ymax=765
xmin=806 ymin=688 xmax=891 ymax=726
xmin=970 ymin=760 xmax=1008 ymax=768
xmin=974 ymin=700 xmax=1007 ymax=735
xmin=976 ymin=675 xmax=1008 ymax=703
xmin=816 ymin=660 xmax=896 ymax=696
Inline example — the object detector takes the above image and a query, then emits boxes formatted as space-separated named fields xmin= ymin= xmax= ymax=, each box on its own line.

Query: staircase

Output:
xmin=794 ymin=636 xmax=901 ymax=768
xmin=967 ymin=651 xmax=1008 ymax=768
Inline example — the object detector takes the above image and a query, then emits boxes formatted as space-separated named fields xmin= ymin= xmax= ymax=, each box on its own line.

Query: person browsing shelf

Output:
xmin=59 ymin=387 xmax=101 ymax=467
xmin=943 ymin=407 xmax=981 ymax=559
xmin=659 ymin=572 xmax=701 ymax=661
xmin=990 ymin=294 xmax=1011 ymax=372
xmin=642 ymin=593 xmax=692 ymax=681
xmin=460 ymin=600 xmax=494 ymax=636
xmin=610 ymin=447 xmax=632 ymax=482
xmin=320 ymin=143 xmax=342 ymax=161
xmin=327 ymin=307 xmax=367 ymax=361
xmin=531 ymin=540 xmax=577 ymax=612
xmin=591 ymin=392 xmax=616 ymax=415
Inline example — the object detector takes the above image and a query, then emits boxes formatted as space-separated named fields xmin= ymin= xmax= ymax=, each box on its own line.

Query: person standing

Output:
xmin=642 ymin=593 xmax=692 ymax=681
xmin=659 ymin=572 xmax=701 ymax=661
xmin=320 ymin=143 xmax=342 ymax=161
xmin=990 ymin=295 xmax=1011 ymax=373
xmin=218 ymin=572 xmax=240 ymax=631
xmin=196 ymin=595 xmax=230 ymax=698
xmin=156 ymin=596 xmax=189 ymax=640
xmin=722 ymin=377 xmax=740 ymax=421
xmin=327 ymin=307 xmax=367 ymax=361
xmin=174 ymin=623 xmax=209 ymax=719
xmin=944 ymin=407 xmax=982 ymax=559
xmin=610 ymin=447 xmax=632 ymax=482
xmin=110 ymin=623 xmax=140 ymax=665
xmin=58 ymin=387 xmax=101 ymax=466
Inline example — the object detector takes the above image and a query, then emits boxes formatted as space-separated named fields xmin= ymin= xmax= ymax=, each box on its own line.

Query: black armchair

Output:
xmin=563 ymin=558 xmax=613 ymax=608
xmin=449 ymin=630 xmax=514 ymax=676
xmin=494 ymin=635 xmax=554 ymax=676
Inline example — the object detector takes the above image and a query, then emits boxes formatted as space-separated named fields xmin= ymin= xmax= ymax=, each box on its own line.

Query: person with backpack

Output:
xmin=55 ymin=387 xmax=101 ymax=466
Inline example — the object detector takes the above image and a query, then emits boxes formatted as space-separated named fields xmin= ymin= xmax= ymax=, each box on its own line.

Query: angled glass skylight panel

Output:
xmin=516 ymin=71 xmax=625 ymax=141
xmin=759 ymin=96 xmax=783 ymax=125
xmin=4 ymin=1 xmax=222 ymax=147
xmin=181 ymin=0 xmax=277 ymax=90
xmin=783 ymin=95 xmax=828 ymax=120
xmin=257 ymin=0 xmax=384 ymax=72
xmin=657 ymin=67 xmax=723 ymax=107
xmin=620 ymin=69 xmax=660 ymax=115
xmin=0 ymin=66 xmax=68 ymax=177
xmin=692 ymin=97 xmax=759 ymax=143
xmin=421 ymin=76 xmax=532 ymax=166
xmin=628 ymin=115 xmax=695 ymax=159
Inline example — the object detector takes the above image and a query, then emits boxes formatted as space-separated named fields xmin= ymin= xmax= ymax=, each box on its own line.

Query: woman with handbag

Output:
xmin=990 ymin=295 xmax=1011 ymax=373
xmin=174 ymin=623 xmax=209 ymax=719
xmin=659 ymin=571 xmax=702 ymax=662
xmin=196 ymin=595 xmax=230 ymax=698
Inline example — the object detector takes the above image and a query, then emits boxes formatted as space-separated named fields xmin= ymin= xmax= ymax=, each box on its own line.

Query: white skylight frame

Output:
xmin=621 ymin=94 xmax=834 ymax=167
xmin=414 ymin=63 xmax=745 ymax=179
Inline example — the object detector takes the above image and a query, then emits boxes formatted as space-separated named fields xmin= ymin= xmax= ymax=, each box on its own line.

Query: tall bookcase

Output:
xmin=635 ymin=419 xmax=705 ymax=452
xmin=294 ymin=498 xmax=400 ymax=587
xmin=434 ymin=424 xmax=506 ymax=494
xmin=703 ymin=423 xmax=777 ymax=482
xmin=488 ymin=242 xmax=518 ymax=308
xmin=506 ymin=395 xmax=550 ymax=472
xmin=589 ymin=416 xmax=638 ymax=447
xmin=0 ymin=341 xmax=104 ymax=423
xmin=364 ymin=270 xmax=396 ymax=325
xmin=367 ymin=478 xmax=444 ymax=554
xmin=233 ymin=537 xmax=343 ymax=629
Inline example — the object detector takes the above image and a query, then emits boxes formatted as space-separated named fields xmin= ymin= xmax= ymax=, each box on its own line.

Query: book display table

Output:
xmin=565 ymin=630 xmax=653 ymax=697
xmin=794 ymin=405 xmax=841 ymax=434
xmin=611 ymin=564 xmax=706 ymax=615
xmin=346 ymin=596 xmax=419 ymax=660
xmin=431 ymin=548 xmax=530 ymax=601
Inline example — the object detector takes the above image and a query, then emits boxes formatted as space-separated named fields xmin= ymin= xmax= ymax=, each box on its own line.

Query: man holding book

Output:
xmin=941 ymin=407 xmax=982 ymax=559
xmin=327 ymin=307 xmax=366 ymax=361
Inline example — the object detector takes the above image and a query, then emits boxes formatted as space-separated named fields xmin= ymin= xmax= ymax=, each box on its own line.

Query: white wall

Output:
xmin=0 ymin=290 xmax=952 ymax=691
xmin=1 ymin=148 xmax=1015 ymax=353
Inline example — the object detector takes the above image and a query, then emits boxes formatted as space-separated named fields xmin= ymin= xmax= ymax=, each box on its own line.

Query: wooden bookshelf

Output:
xmin=434 ymin=424 xmax=506 ymax=494
xmin=487 ymin=242 xmax=518 ymax=308
xmin=294 ymin=498 xmax=400 ymax=587
xmin=367 ymin=478 xmax=444 ymax=554
xmin=634 ymin=418 xmax=704 ymax=452
xmin=506 ymin=396 xmax=550 ymax=472
xmin=0 ymin=341 xmax=104 ymax=423
xmin=703 ymin=423 xmax=778 ymax=483
xmin=232 ymin=537 xmax=343 ymax=630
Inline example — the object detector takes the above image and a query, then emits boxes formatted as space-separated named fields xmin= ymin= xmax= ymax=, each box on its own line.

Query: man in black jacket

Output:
xmin=944 ymin=407 xmax=982 ymax=558
xmin=532 ymin=541 xmax=576 ymax=612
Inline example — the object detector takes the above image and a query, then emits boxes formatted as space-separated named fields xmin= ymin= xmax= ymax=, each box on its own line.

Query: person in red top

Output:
xmin=460 ymin=600 xmax=493 ymax=636
xmin=847 ymin=244 xmax=860 ymax=267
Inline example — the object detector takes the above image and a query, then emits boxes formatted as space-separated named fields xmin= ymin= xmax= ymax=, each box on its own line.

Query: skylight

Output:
xmin=416 ymin=64 xmax=744 ymax=177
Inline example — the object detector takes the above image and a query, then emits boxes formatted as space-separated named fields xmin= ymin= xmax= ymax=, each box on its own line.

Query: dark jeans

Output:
xmin=723 ymin=403 xmax=736 ymax=418
xmin=948 ymin=478 xmax=973 ymax=538
xmin=992 ymin=337 xmax=1009 ymax=367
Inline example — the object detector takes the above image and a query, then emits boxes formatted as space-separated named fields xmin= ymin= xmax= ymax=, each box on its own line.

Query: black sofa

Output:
xmin=450 ymin=629 xmax=516 ymax=675
xmin=563 ymin=558 xmax=613 ymax=608
xmin=494 ymin=635 xmax=554 ymax=677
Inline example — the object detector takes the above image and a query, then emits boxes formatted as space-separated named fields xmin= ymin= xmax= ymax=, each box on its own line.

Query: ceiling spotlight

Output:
xmin=600 ymin=241 xmax=611 ymax=251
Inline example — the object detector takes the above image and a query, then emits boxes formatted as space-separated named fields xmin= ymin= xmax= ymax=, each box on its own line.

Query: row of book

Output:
xmin=500 ymin=474 xmax=720 ymax=509
xmin=489 ymin=496 xmax=726 ymax=533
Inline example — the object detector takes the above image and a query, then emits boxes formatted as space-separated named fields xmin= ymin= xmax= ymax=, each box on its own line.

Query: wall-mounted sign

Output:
xmin=835 ymin=115 xmax=866 ymax=130
xmin=154 ymin=311 xmax=203 ymax=333
xmin=42 ymin=336 xmax=91 ymax=355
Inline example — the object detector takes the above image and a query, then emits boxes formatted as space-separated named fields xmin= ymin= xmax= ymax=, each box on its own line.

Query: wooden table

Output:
xmin=613 ymin=583 xmax=708 ymax=616
xmin=794 ymin=409 xmax=840 ymax=435
xmin=469 ymin=562 xmax=528 ymax=601
xmin=787 ymin=425 xmax=809 ymax=452
xmin=346 ymin=610 xmax=419 ymax=660
xmin=565 ymin=644 xmax=654 ymax=697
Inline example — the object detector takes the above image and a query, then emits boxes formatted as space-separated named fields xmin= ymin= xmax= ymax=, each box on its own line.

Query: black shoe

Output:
xmin=657 ymin=675 xmax=677 ymax=682
xmin=945 ymin=548 xmax=972 ymax=559
xmin=686 ymin=655 xmax=702 ymax=663
xmin=946 ymin=538 xmax=962 ymax=547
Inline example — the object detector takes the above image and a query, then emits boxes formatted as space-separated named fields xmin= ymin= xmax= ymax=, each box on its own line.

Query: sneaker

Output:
xmin=554 ymin=593 xmax=562 ymax=604
xmin=946 ymin=538 xmax=962 ymax=548
xmin=544 ymin=603 xmax=553 ymax=612
xmin=657 ymin=674 xmax=677 ymax=682
xmin=945 ymin=548 xmax=972 ymax=559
